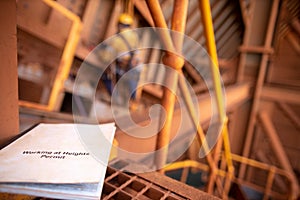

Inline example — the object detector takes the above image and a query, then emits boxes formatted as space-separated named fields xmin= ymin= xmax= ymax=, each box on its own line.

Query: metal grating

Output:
xmin=101 ymin=167 xmax=188 ymax=200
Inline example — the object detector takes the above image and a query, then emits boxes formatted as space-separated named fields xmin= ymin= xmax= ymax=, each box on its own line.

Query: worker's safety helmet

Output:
xmin=118 ymin=13 xmax=133 ymax=26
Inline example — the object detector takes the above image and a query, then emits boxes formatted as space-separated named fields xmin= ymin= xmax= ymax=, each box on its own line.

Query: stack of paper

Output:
xmin=0 ymin=123 xmax=116 ymax=200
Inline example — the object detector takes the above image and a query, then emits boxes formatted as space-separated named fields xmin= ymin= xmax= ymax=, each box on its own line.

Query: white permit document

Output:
xmin=0 ymin=123 xmax=116 ymax=200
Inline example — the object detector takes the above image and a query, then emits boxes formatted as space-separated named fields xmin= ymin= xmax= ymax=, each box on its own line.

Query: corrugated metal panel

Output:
xmin=155 ymin=0 xmax=244 ymax=59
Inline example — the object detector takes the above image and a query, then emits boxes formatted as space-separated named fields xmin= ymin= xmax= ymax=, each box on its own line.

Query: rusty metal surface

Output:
xmin=139 ymin=172 xmax=220 ymax=200
xmin=0 ymin=162 xmax=219 ymax=200
xmin=0 ymin=0 xmax=19 ymax=148
xmin=102 ymin=165 xmax=220 ymax=200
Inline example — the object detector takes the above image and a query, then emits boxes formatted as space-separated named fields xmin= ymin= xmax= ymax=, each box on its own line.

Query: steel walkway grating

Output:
xmin=101 ymin=167 xmax=188 ymax=200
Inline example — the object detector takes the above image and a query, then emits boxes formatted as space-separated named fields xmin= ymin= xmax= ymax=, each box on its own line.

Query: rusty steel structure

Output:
xmin=144 ymin=0 xmax=299 ymax=199
xmin=2 ymin=0 xmax=299 ymax=199
xmin=144 ymin=0 xmax=234 ymax=198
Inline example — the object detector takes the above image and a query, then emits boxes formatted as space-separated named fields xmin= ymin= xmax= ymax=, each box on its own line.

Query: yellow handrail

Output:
xmin=19 ymin=0 xmax=82 ymax=111
xmin=164 ymin=153 xmax=297 ymax=199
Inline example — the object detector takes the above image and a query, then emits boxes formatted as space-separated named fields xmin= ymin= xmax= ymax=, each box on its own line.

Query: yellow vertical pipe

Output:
xmin=43 ymin=0 xmax=82 ymax=111
xmin=48 ymin=21 xmax=82 ymax=110
xmin=19 ymin=0 xmax=82 ymax=111
xmin=169 ymin=0 xmax=227 ymax=194
xmin=146 ymin=0 xmax=186 ymax=173
xmin=198 ymin=0 xmax=233 ymax=196
xmin=198 ymin=0 xmax=225 ymax=121
xmin=173 ymin=0 xmax=226 ymax=193
xmin=198 ymin=0 xmax=222 ymax=194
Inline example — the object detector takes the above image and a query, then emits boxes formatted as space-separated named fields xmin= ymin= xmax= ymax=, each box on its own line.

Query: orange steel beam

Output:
xmin=286 ymin=31 xmax=300 ymax=54
xmin=258 ymin=112 xmax=299 ymax=199
xmin=255 ymin=150 xmax=288 ymax=192
xmin=146 ymin=0 xmax=185 ymax=173
xmin=290 ymin=18 xmax=300 ymax=36
xmin=277 ymin=102 xmax=300 ymax=130
xmin=146 ymin=2 xmax=223 ymax=192
xmin=164 ymin=1 xmax=189 ymax=172
xmin=170 ymin=0 xmax=188 ymax=50
xmin=0 ymin=0 xmax=19 ymax=148
xmin=239 ymin=0 xmax=280 ymax=179
xmin=145 ymin=0 xmax=175 ymax=51
xmin=239 ymin=45 xmax=274 ymax=54
xmin=236 ymin=0 xmax=255 ymax=82
xmin=132 ymin=0 xmax=154 ymax=26
xmin=147 ymin=0 xmax=230 ymax=196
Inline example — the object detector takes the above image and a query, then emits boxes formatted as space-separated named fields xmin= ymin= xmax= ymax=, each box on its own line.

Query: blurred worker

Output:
xmin=97 ymin=13 xmax=140 ymax=108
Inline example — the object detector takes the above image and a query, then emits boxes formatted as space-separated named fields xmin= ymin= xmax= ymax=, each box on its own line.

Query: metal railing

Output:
xmin=19 ymin=0 xmax=82 ymax=111
xmin=145 ymin=0 xmax=299 ymax=199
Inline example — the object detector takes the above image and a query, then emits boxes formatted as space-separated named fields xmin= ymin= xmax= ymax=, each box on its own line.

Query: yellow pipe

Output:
xmin=43 ymin=0 xmax=82 ymax=111
xmin=164 ymin=160 xmax=227 ymax=177
xmin=43 ymin=0 xmax=81 ymax=21
xmin=231 ymin=153 xmax=291 ymax=178
xmin=164 ymin=156 xmax=294 ymax=181
xmin=164 ymin=156 xmax=296 ymax=199
xmin=198 ymin=1 xmax=233 ymax=196
xmin=222 ymin=118 xmax=233 ymax=169
xmin=164 ymin=160 xmax=209 ymax=171
xmin=19 ymin=100 xmax=49 ymax=111
xmin=221 ymin=118 xmax=234 ymax=198
xmin=19 ymin=0 xmax=82 ymax=111
xmin=198 ymin=0 xmax=225 ymax=121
